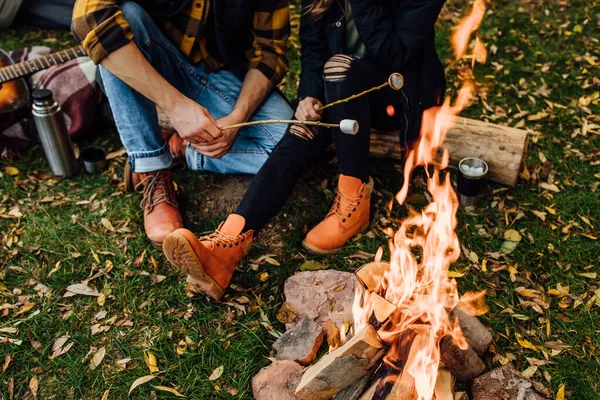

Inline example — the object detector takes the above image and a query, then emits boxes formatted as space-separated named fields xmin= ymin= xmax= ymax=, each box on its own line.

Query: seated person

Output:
xmin=71 ymin=0 xmax=293 ymax=249
xmin=162 ymin=0 xmax=447 ymax=300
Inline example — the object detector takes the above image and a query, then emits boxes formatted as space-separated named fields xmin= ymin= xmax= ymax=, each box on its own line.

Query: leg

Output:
xmin=302 ymin=55 xmax=391 ymax=254
xmin=163 ymin=126 xmax=332 ymax=299
xmin=100 ymin=1 xmax=205 ymax=173
xmin=236 ymin=125 xmax=333 ymax=232
xmin=185 ymin=68 xmax=294 ymax=174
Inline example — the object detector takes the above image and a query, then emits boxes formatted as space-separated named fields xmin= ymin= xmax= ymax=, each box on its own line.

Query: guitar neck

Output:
xmin=0 ymin=46 xmax=87 ymax=84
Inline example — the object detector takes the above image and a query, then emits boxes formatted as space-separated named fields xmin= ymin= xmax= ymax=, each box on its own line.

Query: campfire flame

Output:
xmin=353 ymin=1 xmax=489 ymax=398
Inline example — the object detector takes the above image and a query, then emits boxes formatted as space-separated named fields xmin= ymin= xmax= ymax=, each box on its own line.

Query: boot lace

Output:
xmin=136 ymin=171 xmax=177 ymax=212
xmin=200 ymin=230 xmax=245 ymax=248
xmin=330 ymin=190 xmax=362 ymax=223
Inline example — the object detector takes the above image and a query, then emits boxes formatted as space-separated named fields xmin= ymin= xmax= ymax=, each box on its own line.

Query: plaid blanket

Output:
xmin=1 ymin=46 xmax=101 ymax=160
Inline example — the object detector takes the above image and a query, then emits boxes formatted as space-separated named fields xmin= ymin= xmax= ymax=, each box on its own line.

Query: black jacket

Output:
xmin=298 ymin=0 xmax=446 ymax=137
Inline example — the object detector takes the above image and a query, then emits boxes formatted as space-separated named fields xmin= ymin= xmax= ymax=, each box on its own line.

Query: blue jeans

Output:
xmin=100 ymin=1 xmax=293 ymax=174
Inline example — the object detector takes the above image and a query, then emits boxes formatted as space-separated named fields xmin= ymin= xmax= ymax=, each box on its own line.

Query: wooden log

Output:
xmin=356 ymin=263 xmax=492 ymax=355
xmin=434 ymin=366 xmax=455 ymax=400
xmin=371 ymin=116 xmax=528 ymax=187
xmin=156 ymin=107 xmax=527 ymax=186
xmin=439 ymin=335 xmax=486 ymax=381
xmin=333 ymin=373 xmax=372 ymax=400
xmin=384 ymin=334 xmax=429 ymax=400
xmin=356 ymin=262 xmax=390 ymax=292
xmin=450 ymin=306 xmax=492 ymax=356
xmin=295 ymin=325 xmax=385 ymax=400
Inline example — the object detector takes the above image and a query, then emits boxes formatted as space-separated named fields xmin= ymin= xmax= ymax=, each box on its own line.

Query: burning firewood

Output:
xmin=295 ymin=325 xmax=385 ymax=400
xmin=449 ymin=306 xmax=492 ymax=356
xmin=439 ymin=335 xmax=486 ymax=381
xmin=433 ymin=366 xmax=455 ymax=400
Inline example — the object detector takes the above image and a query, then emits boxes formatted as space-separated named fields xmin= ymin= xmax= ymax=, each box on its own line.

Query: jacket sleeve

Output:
xmin=71 ymin=0 xmax=134 ymax=64
xmin=248 ymin=0 xmax=290 ymax=86
xmin=297 ymin=0 xmax=329 ymax=101
xmin=349 ymin=0 xmax=445 ymax=72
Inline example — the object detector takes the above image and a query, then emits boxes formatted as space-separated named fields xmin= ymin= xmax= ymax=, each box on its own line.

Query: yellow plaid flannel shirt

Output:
xmin=72 ymin=0 xmax=290 ymax=85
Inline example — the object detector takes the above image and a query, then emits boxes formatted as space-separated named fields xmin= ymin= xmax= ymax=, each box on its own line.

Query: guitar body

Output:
xmin=0 ymin=49 xmax=30 ymax=132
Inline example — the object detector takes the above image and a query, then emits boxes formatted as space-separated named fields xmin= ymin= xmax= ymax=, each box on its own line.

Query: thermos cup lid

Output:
xmin=32 ymin=88 xmax=53 ymax=102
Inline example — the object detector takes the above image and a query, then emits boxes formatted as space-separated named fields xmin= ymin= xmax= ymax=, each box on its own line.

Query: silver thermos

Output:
xmin=32 ymin=89 xmax=79 ymax=177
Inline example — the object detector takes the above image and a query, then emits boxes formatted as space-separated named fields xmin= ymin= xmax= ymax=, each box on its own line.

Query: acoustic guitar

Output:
xmin=0 ymin=45 xmax=87 ymax=132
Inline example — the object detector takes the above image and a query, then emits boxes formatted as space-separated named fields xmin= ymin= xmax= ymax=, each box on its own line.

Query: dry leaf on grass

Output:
xmin=144 ymin=351 xmax=159 ymax=373
xmin=208 ymin=365 xmax=224 ymax=381
xmin=153 ymin=385 xmax=186 ymax=397
xmin=129 ymin=375 xmax=155 ymax=395
xmin=64 ymin=283 xmax=100 ymax=297
xmin=89 ymin=347 xmax=106 ymax=370
xmin=48 ymin=334 xmax=73 ymax=359
xmin=29 ymin=376 xmax=39 ymax=398
xmin=555 ymin=384 xmax=565 ymax=400
xmin=5 ymin=166 xmax=19 ymax=176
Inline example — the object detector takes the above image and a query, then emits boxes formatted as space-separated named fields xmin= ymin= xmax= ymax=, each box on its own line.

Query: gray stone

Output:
xmin=252 ymin=360 xmax=303 ymax=400
xmin=471 ymin=364 xmax=547 ymax=400
xmin=274 ymin=318 xmax=325 ymax=365
xmin=284 ymin=270 xmax=358 ymax=331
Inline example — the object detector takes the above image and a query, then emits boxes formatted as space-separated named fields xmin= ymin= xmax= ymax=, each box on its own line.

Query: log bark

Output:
xmin=295 ymin=325 xmax=385 ymax=400
xmin=439 ymin=335 xmax=486 ymax=381
xmin=450 ymin=306 xmax=493 ymax=356
xmin=371 ymin=117 xmax=528 ymax=187
xmin=156 ymin=107 xmax=527 ymax=187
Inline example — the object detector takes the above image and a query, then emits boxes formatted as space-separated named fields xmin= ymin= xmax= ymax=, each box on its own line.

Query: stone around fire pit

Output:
xmin=284 ymin=270 xmax=357 ymax=330
xmin=471 ymin=364 xmax=547 ymax=400
xmin=252 ymin=360 xmax=304 ymax=400
xmin=274 ymin=318 xmax=325 ymax=365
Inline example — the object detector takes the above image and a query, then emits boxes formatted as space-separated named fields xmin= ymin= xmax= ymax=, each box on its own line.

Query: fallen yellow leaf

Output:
xmin=209 ymin=365 xmax=224 ymax=381
xmin=144 ymin=351 xmax=159 ymax=373
xmin=5 ymin=166 xmax=19 ymax=176
xmin=129 ymin=375 xmax=155 ymax=395
xmin=556 ymin=384 xmax=565 ymax=400
xmin=516 ymin=333 xmax=539 ymax=352
xmin=578 ymin=272 xmax=597 ymax=279
xmin=447 ymin=270 xmax=466 ymax=278
xmin=153 ymin=386 xmax=186 ymax=398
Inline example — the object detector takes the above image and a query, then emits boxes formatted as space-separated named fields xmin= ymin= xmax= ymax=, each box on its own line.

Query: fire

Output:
xmin=352 ymin=1 xmax=489 ymax=399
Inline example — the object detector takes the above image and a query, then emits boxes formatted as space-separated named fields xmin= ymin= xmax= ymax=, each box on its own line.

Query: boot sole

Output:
xmin=163 ymin=233 xmax=224 ymax=300
xmin=302 ymin=222 xmax=370 ymax=255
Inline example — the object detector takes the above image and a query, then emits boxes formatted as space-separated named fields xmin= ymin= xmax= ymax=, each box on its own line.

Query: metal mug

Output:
xmin=81 ymin=147 xmax=107 ymax=174
xmin=457 ymin=157 xmax=488 ymax=207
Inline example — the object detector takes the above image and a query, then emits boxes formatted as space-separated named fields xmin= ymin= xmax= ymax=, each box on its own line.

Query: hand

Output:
xmin=295 ymin=97 xmax=323 ymax=121
xmin=165 ymin=96 xmax=222 ymax=145
xmin=192 ymin=112 xmax=244 ymax=159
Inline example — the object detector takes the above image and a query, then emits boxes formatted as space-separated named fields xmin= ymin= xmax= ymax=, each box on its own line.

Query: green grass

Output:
xmin=1 ymin=0 xmax=600 ymax=398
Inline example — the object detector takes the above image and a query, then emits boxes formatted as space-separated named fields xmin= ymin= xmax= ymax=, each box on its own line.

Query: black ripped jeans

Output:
xmin=237 ymin=55 xmax=410 ymax=233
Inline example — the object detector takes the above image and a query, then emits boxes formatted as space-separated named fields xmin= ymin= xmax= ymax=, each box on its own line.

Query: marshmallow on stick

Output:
xmin=221 ymin=119 xmax=360 ymax=135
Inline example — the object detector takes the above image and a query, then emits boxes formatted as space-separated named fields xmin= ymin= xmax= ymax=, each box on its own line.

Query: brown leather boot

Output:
xmin=302 ymin=175 xmax=374 ymax=254
xmin=136 ymin=169 xmax=183 ymax=249
xmin=162 ymin=214 xmax=253 ymax=300
xmin=124 ymin=130 xmax=182 ymax=193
